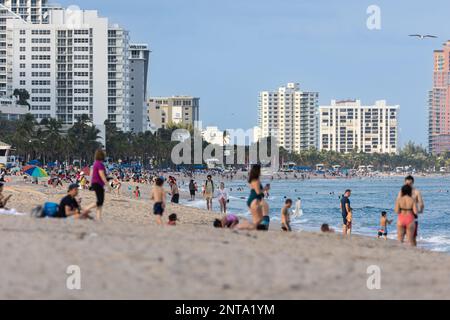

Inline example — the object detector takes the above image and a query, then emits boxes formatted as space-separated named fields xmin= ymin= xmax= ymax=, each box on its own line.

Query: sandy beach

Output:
xmin=1 ymin=181 xmax=450 ymax=300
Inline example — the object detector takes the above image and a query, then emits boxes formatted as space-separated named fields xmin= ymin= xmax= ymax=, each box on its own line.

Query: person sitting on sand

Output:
xmin=321 ymin=224 xmax=335 ymax=233
xmin=0 ymin=182 xmax=12 ymax=209
xmin=151 ymin=177 xmax=166 ymax=225
xmin=168 ymin=213 xmax=178 ymax=226
xmin=395 ymin=184 xmax=418 ymax=246
xmin=281 ymin=199 xmax=293 ymax=232
xmin=378 ymin=211 xmax=393 ymax=240
xmin=57 ymin=184 xmax=91 ymax=219
xmin=213 ymin=214 xmax=240 ymax=229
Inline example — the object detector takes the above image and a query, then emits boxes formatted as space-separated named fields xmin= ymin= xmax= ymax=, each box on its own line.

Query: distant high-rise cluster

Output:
xmin=0 ymin=0 xmax=151 ymax=135
xmin=429 ymin=41 xmax=450 ymax=155
xmin=256 ymin=83 xmax=400 ymax=154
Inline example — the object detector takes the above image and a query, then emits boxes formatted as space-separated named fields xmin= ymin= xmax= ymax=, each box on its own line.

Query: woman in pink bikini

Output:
xmin=394 ymin=184 xmax=418 ymax=246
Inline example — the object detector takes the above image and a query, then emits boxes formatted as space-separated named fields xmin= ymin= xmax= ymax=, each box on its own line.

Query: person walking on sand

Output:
xmin=397 ymin=176 xmax=424 ymax=246
xmin=151 ymin=177 xmax=166 ymax=225
xmin=203 ymin=175 xmax=215 ymax=211
xmin=395 ymin=184 xmax=418 ymax=246
xmin=169 ymin=177 xmax=180 ymax=204
xmin=85 ymin=149 xmax=109 ymax=221
xmin=217 ymin=182 xmax=228 ymax=214
xmin=340 ymin=189 xmax=352 ymax=235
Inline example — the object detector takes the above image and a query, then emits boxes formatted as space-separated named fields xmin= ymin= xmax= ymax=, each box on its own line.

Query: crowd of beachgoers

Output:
xmin=0 ymin=149 xmax=427 ymax=248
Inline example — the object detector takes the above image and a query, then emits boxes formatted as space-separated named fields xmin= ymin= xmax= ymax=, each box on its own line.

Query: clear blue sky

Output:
xmin=57 ymin=0 xmax=450 ymax=147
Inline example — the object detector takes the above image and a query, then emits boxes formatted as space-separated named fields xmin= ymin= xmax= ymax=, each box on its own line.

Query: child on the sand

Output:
xmin=168 ymin=213 xmax=178 ymax=226
xmin=150 ymin=177 xmax=166 ymax=225
xmin=378 ymin=211 xmax=393 ymax=240
xmin=281 ymin=199 xmax=293 ymax=232
xmin=134 ymin=186 xmax=141 ymax=199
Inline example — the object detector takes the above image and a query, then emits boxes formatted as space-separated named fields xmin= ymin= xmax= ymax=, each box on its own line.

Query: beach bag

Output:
xmin=43 ymin=202 xmax=59 ymax=218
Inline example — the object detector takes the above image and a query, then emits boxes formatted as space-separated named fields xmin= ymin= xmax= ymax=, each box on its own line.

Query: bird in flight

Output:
xmin=409 ymin=34 xmax=438 ymax=40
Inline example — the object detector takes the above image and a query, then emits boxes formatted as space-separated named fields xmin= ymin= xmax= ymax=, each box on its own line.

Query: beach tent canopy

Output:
xmin=0 ymin=141 xmax=11 ymax=149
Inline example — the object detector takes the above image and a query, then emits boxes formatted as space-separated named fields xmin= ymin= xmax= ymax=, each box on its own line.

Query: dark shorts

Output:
xmin=281 ymin=223 xmax=292 ymax=232
xmin=189 ymin=190 xmax=195 ymax=196
xmin=378 ymin=230 xmax=388 ymax=237
xmin=91 ymin=183 xmax=105 ymax=207
xmin=342 ymin=213 xmax=348 ymax=225
xmin=257 ymin=216 xmax=270 ymax=231
xmin=153 ymin=202 xmax=164 ymax=216
xmin=171 ymin=194 xmax=180 ymax=204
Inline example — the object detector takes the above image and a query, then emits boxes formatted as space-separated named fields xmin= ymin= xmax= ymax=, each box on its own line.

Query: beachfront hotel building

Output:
xmin=2 ymin=2 xmax=150 ymax=134
xmin=129 ymin=43 xmax=150 ymax=133
xmin=147 ymin=96 xmax=200 ymax=130
xmin=0 ymin=0 xmax=52 ymax=98
xmin=319 ymin=100 xmax=399 ymax=154
xmin=429 ymin=41 xmax=450 ymax=154
xmin=256 ymin=83 xmax=319 ymax=153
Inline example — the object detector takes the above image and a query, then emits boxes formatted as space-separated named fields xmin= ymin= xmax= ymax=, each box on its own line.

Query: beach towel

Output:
xmin=0 ymin=208 xmax=26 ymax=216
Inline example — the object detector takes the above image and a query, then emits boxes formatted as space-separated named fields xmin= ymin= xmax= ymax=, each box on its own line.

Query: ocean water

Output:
xmin=181 ymin=176 xmax=450 ymax=253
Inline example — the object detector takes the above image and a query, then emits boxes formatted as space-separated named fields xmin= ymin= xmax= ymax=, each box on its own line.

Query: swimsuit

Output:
xmin=153 ymin=202 xmax=164 ymax=216
xmin=225 ymin=214 xmax=239 ymax=228
xmin=247 ymin=183 xmax=264 ymax=208
xmin=398 ymin=208 xmax=414 ymax=228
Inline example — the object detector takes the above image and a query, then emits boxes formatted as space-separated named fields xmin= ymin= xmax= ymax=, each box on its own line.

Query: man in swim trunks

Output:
xmin=281 ymin=199 xmax=293 ymax=232
xmin=340 ymin=189 xmax=351 ymax=235
xmin=203 ymin=175 xmax=214 ymax=211
xmin=151 ymin=177 xmax=166 ymax=225
xmin=397 ymin=176 xmax=424 ymax=246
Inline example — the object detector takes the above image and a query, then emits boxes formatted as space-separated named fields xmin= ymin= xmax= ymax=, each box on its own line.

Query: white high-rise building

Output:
xmin=319 ymin=100 xmax=399 ymax=154
xmin=6 ymin=7 xmax=131 ymax=129
xmin=0 ymin=0 xmax=52 ymax=97
xmin=257 ymin=83 xmax=319 ymax=153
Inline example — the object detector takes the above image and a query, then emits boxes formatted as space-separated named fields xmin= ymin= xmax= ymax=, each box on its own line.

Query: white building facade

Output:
xmin=5 ymin=8 xmax=133 ymax=130
xmin=257 ymin=82 xmax=319 ymax=153
xmin=1 ymin=0 xmax=52 ymax=97
xmin=319 ymin=100 xmax=399 ymax=154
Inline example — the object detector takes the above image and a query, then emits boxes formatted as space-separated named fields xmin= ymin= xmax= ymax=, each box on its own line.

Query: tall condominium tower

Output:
xmin=429 ymin=41 xmax=450 ymax=155
xmin=257 ymin=83 xmax=319 ymax=153
xmin=6 ymin=8 xmax=134 ymax=130
xmin=0 ymin=0 xmax=51 ymax=97
xmin=129 ymin=43 xmax=150 ymax=133
xmin=319 ymin=100 xmax=399 ymax=154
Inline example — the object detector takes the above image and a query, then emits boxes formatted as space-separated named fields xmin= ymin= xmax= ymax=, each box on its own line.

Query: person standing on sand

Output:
xmin=189 ymin=179 xmax=196 ymax=201
xmin=247 ymin=164 xmax=270 ymax=229
xmin=217 ymin=182 xmax=228 ymax=214
xmin=85 ymin=149 xmax=109 ymax=221
xmin=395 ymin=184 xmax=418 ymax=246
xmin=203 ymin=175 xmax=214 ymax=211
xmin=151 ymin=177 xmax=166 ymax=225
xmin=281 ymin=199 xmax=293 ymax=232
xmin=340 ymin=189 xmax=352 ymax=235
xmin=169 ymin=177 xmax=180 ymax=204
xmin=397 ymin=176 xmax=424 ymax=247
